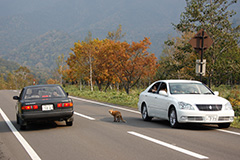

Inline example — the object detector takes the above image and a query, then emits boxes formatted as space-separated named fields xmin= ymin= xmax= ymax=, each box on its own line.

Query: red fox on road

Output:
xmin=109 ymin=109 xmax=127 ymax=123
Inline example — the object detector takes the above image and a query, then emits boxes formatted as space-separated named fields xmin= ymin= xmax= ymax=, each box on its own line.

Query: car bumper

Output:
xmin=20 ymin=110 xmax=74 ymax=121
xmin=177 ymin=110 xmax=234 ymax=123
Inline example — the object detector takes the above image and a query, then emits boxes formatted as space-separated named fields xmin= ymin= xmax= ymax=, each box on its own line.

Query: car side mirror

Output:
xmin=66 ymin=92 xmax=69 ymax=96
xmin=13 ymin=96 xmax=20 ymax=100
xmin=213 ymin=91 xmax=219 ymax=96
xmin=159 ymin=90 xmax=168 ymax=96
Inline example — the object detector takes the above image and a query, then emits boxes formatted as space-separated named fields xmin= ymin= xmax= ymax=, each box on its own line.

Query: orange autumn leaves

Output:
xmin=66 ymin=37 xmax=158 ymax=94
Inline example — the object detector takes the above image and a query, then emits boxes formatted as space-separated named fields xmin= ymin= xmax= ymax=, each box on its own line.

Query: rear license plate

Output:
xmin=42 ymin=104 xmax=54 ymax=111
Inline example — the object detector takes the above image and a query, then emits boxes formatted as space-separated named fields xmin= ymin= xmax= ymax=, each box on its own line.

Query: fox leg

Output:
xmin=114 ymin=116 xmax=117 ymax=122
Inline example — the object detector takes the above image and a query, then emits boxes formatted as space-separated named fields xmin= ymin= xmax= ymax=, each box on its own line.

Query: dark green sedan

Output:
xmin=13 ymin=84 xmax=74 ymax=130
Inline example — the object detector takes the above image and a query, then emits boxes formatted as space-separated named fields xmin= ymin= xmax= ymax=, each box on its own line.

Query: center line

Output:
xmin=128 ymin=131 xmax=209 ymax=159
xmin=74 ymin=112 xmax=95 ymax=120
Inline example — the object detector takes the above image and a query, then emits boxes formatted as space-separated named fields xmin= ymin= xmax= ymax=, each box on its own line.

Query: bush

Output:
xmin=212 ymin=85 xmax=240 ymax=116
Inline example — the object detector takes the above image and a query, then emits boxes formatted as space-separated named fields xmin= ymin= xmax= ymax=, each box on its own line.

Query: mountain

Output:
xmin=0 ymin=0 xmax=186 ymax=67
xmin=0 ymin=0 xmax=239 ymax=71
xmin=2 ymin=30 xmax=75 ymax=69
xmin=0 ymin=58 xmax=20 ymax=75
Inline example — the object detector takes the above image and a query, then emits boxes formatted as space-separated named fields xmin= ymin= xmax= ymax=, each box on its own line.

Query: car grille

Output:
xmin=196 ymin=104 xmax=222 ymax=111
xmin=218 ymin=116 xmax=231 ymax=121
xmin=187 ymin=116 xmax=203 ymax=121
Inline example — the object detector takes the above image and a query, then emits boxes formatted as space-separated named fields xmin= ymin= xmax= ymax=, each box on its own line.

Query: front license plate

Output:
xmin=42 ymin=104 xmax=54 ymax=111
xmin=206 ymin=115 xmax=218 ymax=121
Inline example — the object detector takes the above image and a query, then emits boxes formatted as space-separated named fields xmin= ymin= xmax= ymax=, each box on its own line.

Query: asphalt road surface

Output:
xmin=0 ymin=90 xmax=240 ymax=160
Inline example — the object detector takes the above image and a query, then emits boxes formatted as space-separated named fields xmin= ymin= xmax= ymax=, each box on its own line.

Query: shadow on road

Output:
xmin=0 ymin=120 xmax=70 ymax=133
xmin=100 ymin=116 xmax=219 ymax=131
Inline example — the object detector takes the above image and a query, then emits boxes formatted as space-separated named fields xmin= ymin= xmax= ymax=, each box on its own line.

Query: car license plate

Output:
xmin=206 ymin=115 xmax=218 ymax=121
xmin=42 ymin=104 xmax=54 ymax=111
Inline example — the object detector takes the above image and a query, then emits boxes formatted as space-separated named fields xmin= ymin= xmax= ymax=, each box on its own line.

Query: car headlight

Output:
xmin=224 ymin=102 xmax=233 ymax=110
xmin=178 ymin=102 xmax=194 ymax=110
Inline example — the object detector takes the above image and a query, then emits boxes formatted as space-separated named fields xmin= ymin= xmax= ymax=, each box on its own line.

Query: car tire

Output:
xmin=218 ymin=123 xmax=230 ymax=128
xmin=16 ymin=114 xmax=20 ymax=124
xmin=66 ymin=121 xmax=73 ymax=126
xmin=169 ymin=107 xmax=179 ymax=128
xmin=141 ymin=104 xmax=152 ymax=121
xmin=20 ymin=125 xmax=26 ymax=130
xmin=18 ymin=117 xmax=27 ymax=130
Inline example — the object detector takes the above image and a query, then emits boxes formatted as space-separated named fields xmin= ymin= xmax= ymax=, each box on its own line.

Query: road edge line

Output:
xmin=0 ymin=108 xmax=41 ymax=160
xmin=70 ymin=96 xmax=140 ymax=114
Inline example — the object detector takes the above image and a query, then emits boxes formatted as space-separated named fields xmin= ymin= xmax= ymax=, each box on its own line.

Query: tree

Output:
xmin=14 ymin=66 xmax=34 ymax=89
xmin=173 ymin=0 xmax=240 ymax=86
xmin=93 ymin=39 xmax=117 ymax=91
xmin=56 ymin=53 xmax=68 ymax=85
xmin=157 ymin=32 xmax=197 ymax=80
xmin=106 ymin=24 xmax=126 ymax=41
xmin=114 ymin=37 xmax=158 ymax=94
xmin=67 ymin=36 xmax=101 ymax=91
xmin=0 ymin=74 xmax=7 ymax=89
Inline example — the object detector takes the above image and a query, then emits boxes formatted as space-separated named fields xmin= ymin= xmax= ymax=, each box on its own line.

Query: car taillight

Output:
xmin=22 ymin=105 xmax=38 ymax=110
xmin=57 ymin=102 xmax=73 ymax=108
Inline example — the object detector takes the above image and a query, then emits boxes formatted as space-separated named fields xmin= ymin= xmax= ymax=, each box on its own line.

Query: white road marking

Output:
xmin=74 ymin=112 xmax=95 ymax=120
xmin=217 ymin=129 xmax=240 ymax=136
xmin=128 ymin=131 xmax=209 ymax=159
xmin=0 ymin=108 xmax=41 ymax=160
xmin=70 ymin=96 xmax=140 ymax=114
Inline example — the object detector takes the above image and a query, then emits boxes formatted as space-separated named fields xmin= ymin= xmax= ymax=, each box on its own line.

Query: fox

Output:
xmin=109 ymin=109 xmax=127 ymax=123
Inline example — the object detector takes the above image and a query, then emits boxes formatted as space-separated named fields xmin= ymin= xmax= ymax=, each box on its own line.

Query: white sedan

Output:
xmin=138 ymin=80 xmax=234 ymax=128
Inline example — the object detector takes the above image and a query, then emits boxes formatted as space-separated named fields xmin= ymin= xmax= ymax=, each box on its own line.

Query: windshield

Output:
xmin=169 ymin=83 xmax=213 ymax=95
xmin=24 ymin=86 xmax=66 ymax=99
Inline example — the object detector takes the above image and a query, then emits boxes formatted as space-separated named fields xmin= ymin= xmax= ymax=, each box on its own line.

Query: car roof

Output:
xmin=156 ymin=79 xmax=202 ymax=84
xmin=23 ymin=84 xmax=61 ymax=89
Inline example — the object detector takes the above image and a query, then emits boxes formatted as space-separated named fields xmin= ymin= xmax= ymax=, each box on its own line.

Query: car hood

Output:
xmin=172 ymin=94 xmax=228 ymax=105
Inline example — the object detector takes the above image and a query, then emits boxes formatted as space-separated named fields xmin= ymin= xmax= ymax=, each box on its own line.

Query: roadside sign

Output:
xmin=196 ymin=59 xmax=206 ymax=76
xmin=189 ymin=29 xmax=213 ymax=81
xmin=189 ymin=29 xmax=213 ymax=53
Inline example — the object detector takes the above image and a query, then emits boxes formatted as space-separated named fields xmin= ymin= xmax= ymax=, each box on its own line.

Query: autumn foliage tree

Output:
xmin=66 ymin=36 xmax=158 ymax=94
xmin=113 ymin=37 xmax=158 ymax=94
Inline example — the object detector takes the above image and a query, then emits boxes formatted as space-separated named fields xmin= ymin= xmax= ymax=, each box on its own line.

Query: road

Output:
xmin=0 ymin=90 xmax=240 ymax=160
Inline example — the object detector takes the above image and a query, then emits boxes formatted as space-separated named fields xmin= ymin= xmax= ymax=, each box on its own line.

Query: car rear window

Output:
xmin=24 ymin=86 xmax=66 ymax=99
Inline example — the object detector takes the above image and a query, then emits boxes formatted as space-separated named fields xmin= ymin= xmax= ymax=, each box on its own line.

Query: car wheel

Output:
xmin=16 ymin=114 xmax=20 ymax=124
xmin=169 ymin=107 xmax=179 ymax=128
xmin=20 ymin=125 xmax=27 ymax=130
xmin=66 ymin=121 xmax=73 ymax=126
xmin=142 ymin=104 xmax=152 ymax=121
xmin=218 ymin=123 xmax=230 ymax=128
xmin=19 ymin=117 xmax=27 ymax=130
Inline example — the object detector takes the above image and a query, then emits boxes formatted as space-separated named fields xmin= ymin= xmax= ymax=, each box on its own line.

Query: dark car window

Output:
xmin=24 ymin=86 xmax=66 ymax=99
xmin=148 ymin=82 xmax=161 ymax=93
xmin=159 ymin=82 xmax=167 ymax=93
xmin=18 ymin=88 xmax=25 ymax=100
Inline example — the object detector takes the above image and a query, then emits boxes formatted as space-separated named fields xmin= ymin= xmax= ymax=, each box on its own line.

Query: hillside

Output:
xmin=0 ymin=58 xmax=20 ymax=75
xmin=0 ymin=0 xmax=186 ymax=69
xmin=0 ymin=0 xmax=239 ymax=71
xmin=2 ymin=30 xmax=75 ymax=69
